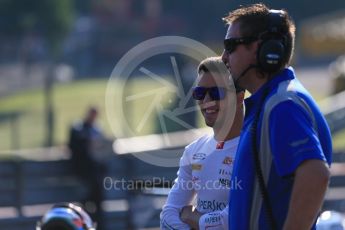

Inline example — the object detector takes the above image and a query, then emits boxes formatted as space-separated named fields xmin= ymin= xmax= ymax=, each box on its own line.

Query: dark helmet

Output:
xmin=36 ymin=203 xmax=96 ymax=230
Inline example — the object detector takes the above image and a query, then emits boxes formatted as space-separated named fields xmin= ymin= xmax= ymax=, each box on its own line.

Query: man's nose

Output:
xmin=221 ymin=50 xmax=229 ymax=65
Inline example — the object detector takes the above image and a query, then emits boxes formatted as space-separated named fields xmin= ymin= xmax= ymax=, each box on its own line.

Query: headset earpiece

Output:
xmin=257 ymin=10 xmax=286 ymax=73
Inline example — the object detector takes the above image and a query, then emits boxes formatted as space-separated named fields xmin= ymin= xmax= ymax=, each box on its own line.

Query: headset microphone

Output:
xmin=234 ymin=64 xmax=257 ymax=89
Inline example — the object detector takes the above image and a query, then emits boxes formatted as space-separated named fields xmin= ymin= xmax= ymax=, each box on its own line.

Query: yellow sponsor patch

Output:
xmin=223 ymin=157 xmax=233 ymax=165
xmin=192 ymin=164 xmax=202 ymax=171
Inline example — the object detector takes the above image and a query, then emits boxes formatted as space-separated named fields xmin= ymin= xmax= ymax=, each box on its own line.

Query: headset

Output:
xmin=257 ymin=9 xmax=287 ymax=73
xmin=251 ymin=9 xmax=289 ymax=229
xmin=36 ymin=202 xmax=96 ymax=230
xmin=235 ymin=9 xmax=288 ymax=85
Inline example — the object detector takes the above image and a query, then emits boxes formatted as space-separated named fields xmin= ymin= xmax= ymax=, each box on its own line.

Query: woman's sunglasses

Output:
xmin=192 ymin=87 xmax=228 ymax=101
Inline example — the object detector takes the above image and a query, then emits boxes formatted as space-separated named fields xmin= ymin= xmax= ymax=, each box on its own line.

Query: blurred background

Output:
xmin=0 ymin=0 xmax=345 ymax=229
xmin=0 ymin=0 xmax=344 ymax=151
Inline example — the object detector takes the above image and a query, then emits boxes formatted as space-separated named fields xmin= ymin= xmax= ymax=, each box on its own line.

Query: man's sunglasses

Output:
xmin=224 ymin=37 xmax=257 ymax=54
xmin=192 ymin=87 xmax=228 ymax=101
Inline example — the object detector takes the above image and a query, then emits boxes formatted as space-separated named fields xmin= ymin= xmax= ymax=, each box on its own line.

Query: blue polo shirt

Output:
xmin=228 ymin=67 xmax=332 ymax=229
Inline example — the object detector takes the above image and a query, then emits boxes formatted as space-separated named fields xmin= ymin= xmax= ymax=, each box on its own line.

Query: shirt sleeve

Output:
xmin=269 ymin=100 xmax=327 ymax=177
xmin=160 ymin=146 xmax=195 ymax=230
xmin=198 ymin=205 xmax=229 ymax=230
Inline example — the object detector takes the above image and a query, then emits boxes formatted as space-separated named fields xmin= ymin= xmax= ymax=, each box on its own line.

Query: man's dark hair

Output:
xmin=223 ymin=3 xmax=296 ymax=67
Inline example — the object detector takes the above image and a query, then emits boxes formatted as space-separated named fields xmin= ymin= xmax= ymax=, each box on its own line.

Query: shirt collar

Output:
xmin=211 ymin=135 xmax=240 ymax=149
xmin=244 ymin=67 xmax=296 ymax=114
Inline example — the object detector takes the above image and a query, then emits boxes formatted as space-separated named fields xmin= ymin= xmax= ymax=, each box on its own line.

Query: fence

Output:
xmin=1 ymin=91 xmax=345 ymax=229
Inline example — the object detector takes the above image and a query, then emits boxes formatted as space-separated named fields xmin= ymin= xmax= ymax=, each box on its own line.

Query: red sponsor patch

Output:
xmin=216 ymin=141 xmax=225 ymax=149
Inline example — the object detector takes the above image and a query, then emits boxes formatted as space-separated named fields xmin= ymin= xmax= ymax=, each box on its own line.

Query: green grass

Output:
xmin=0 ymin=78 xmax=184 ymax=151
xmin=332 ymin=131 xmax=345 ymax=151
xmin=0 ymin=78 xmax=344 ymax=152
xmin=0 ymin=79 xmax=104 ymax=150
xmin=0 ymin=88 xmax=46 ymax=150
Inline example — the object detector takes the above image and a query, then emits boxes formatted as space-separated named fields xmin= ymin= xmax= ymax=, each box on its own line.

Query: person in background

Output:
xmin=221 ymin=3 xmax=332 ymax=229
xmin=68 ymin=106 xmax=106 ymax=230
xmin=160 ymin=56 xmax=245 ymax=229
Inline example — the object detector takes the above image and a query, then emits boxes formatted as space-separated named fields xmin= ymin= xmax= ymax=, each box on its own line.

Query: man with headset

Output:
xmin=221 ymin=3 xmax=332 ymax=229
